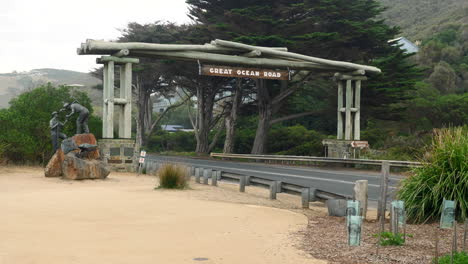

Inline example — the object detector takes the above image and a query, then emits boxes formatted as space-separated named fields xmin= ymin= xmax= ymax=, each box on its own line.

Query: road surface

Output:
xmin=146 ymin=155 xmax=404 ymax=201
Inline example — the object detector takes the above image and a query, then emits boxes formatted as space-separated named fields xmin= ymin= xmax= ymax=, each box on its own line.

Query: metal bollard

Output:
xmin=239 ymin=176 xmax=246 ymax=192
xmin=301 ymin=188 xmax=310 ymax=208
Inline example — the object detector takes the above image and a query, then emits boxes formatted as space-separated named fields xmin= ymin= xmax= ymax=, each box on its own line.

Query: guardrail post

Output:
xmin=354 ymin=180 xmax=368 ymax=219
xmin=276 ymin=181 xmax=282 ymax=193
xmin=269 ymin=182 xmax=277 ymax=200
xmin=211 ymin=170 xmax=218 ymax=186
xmin=239 ymin=176 xmax=246 ymax=192
xmin=302 ymin=188 xmax=310 ymax=208
xmin=195 ymin=168 xmax=201 ymax=183
xmin=245 ymin=175 xmax=251 ymax=186
xmin=309 ymin=188 xmax=317 ymax=202
xmin=203 ymin=169 xmax=211 ymax=185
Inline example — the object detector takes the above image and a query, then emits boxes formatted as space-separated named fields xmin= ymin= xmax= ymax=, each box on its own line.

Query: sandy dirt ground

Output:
xmin=0 ymin=166 xmax=326 ymax=264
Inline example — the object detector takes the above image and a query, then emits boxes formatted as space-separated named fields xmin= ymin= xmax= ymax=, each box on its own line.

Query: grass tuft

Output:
xmin=373 ymin=232 xmax=407 ymax=246
xmin=437 ymin=252 xmax=468 ymax=264
xmin=397 ymin=126 xmax=468 ymax=223
xmin=156 ymin=163 xmax=189 ymax=189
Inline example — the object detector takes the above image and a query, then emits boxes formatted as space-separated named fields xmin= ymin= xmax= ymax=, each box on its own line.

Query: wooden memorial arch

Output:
xmin=77 ymin=39 xmax=381 ymax=169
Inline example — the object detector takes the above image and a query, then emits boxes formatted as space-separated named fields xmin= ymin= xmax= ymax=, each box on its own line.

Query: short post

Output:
xmin=309 ymin=188 xmax=317 ymax=202
xmin=203 ymin=169 xmax=211 ymax=185
xmin=245 ymin=175 xmax=251 ymax=186
xmin=239 ymin=176 xmax=246 ymax=192
xmin=276 ymin=181 xmax=282 ymax=193
xmin=211 ymin=170 xmax=218 ymax=186
xmin=463 ymin=219 xmax=467 ymax=252
xmin=216 ymin=170 xmax=222 ymax=181
xmin=301 ymin=188 xmax=310 ymax=208
xmin=195 ymin=168 xmax=201 ymax=183
xmin=354 ymin=180 xmax=368 ymax=220
xmin=435 ymin=227 xmax=439 ymax=264
xmin=269 ymin=182 xmax=277 ymax=200
xmin=378 ymin=161 xmax=390 ymax=230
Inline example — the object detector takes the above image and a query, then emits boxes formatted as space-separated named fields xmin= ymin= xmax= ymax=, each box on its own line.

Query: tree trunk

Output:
xmin=223 ymin=79 xmax=242 ymax=153
xmin=136 ymin=76 xmax=152 ymax=147
xmin=194 ymin=85 xmax=215 ymax=155
xmin=251 ymin=80 xmax=273 ymax=154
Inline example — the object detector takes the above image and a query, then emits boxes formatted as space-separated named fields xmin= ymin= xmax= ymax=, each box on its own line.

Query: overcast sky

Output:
xmin=0 ymin=0 xmax=190 ymax=73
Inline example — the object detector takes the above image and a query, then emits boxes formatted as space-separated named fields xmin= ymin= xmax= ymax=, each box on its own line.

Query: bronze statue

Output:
xmin=50 ymin=111 xmax=67 ymax=152
xmin=62 ymin=101 xmax=89 ymax=134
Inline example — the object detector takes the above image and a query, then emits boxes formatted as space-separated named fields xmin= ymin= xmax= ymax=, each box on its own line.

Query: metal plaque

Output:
xmin=200 ymin=65 xmax=289 ymax=80
xmin=440 ymin=199 xmax=456 ymax=229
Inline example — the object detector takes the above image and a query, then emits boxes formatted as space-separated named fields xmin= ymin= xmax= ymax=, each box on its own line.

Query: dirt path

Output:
xmin=0 ymin=167 xmax=326 ymax=264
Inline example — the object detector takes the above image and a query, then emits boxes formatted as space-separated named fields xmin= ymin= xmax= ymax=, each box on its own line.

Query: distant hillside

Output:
xmin=0 ymin=68 xmax=102 ymax=109
xmin=378 ymin=0 xmax=468 ymax=41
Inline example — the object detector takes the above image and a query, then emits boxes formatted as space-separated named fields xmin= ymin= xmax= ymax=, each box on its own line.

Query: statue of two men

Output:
xmin=49 ymin=101 xmax=90 ymax=153
xmin=50 ymin=111 xmax=67 ymax=152
xmin=62 ymin=101 xmax=90 ymax=134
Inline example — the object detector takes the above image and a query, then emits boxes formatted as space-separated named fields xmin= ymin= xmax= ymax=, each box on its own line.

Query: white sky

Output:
xmin=0 ymin=0 xmax=190 ymax=73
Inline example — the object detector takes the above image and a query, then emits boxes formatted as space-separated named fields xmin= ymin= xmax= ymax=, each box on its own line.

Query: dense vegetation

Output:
xmin=397 ymin=126 xmax=467 ymax=223
xmin=0 ymin=84 xmax=101 ymax=164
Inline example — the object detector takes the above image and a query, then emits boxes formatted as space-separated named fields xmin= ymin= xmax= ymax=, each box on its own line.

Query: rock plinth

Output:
xmin=45 ymin=149 xmax=65 ymax=177
xmin=44 ymin=133 xmax=109 ymax=180
xmin=72 ymin=134 xmax=100 ymax=159
xmin=62 ymin=153 xmax=110 ymax=180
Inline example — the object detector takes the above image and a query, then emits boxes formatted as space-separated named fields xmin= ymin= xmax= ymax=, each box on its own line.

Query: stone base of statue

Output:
xmin=44 ymin=133 xmax=110 ymax=180
xmin=98 ymin=139 xmax=139 ymax=172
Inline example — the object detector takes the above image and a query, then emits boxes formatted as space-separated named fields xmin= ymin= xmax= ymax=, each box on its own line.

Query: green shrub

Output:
xmin=156 ymin=163 xmax=188 ymax=189
xmin=398 ymin=126 xmax=468 ymax=223
xmin=373 ymin=232 xmax=406 ymax=246
xmin=437 ymin=252 xmax=468 ymax=264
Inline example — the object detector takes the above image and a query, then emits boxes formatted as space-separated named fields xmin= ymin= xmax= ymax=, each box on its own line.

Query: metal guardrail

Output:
xmin=142 ymin=158 xmax=350 ymax=209
xmin=210 ymin=153 xmax=423 ymax=168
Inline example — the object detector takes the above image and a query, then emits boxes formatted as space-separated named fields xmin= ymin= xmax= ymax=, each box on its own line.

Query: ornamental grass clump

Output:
xmin=398 ymin=126 xmax=467 ymax=223
xmin=156 ymin=163 xmax=189 ymax=189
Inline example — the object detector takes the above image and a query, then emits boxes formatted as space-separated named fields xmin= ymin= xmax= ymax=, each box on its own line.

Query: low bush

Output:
xmin=398 ymin=126 xmax=468 ymax=223
xmin=437 ymin=252 xmax=468 ymax=264
xmin=156 ymin=163 xmax=188 ymax=189
xmin=373 ymin=232 xmax=406 ymax=246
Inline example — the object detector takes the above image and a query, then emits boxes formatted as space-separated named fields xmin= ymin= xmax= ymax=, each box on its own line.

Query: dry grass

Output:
xmin=156 ymin=163 xmax=189 ymax=189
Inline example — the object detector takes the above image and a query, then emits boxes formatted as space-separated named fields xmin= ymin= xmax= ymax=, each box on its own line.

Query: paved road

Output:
xmin=146 ymin=155 xmax=404 ymax=202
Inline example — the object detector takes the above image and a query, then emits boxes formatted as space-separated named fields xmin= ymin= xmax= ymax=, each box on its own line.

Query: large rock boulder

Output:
xmin=44 ymin=149 xmax=65 ymax=177
xmin=62 ymin=153 xmax=110 ymax=180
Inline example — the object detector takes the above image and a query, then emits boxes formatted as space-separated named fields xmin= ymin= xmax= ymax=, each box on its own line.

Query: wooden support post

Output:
xmin=463 ymin=219 xmax=467 ymax=252
xmin=345 ymin=80 xmax=352 ymax=140
xmin=378 ymin=162 xmax=390 ymax=230
xmin=105 ymin=61 xmax=115 ymax=138
xmin=239 ymin=176 xmax=246 ymax=192
xmin=269 ymin=182 xmax=277 ymax=200
xmin=354 ymin=180 xmax=368 ymax=219
xmin=123 ymin=63 xmax=132 ymax=138
xmin=337 ymin=81 xmax=344 ymax=140
xmin=435 ymin=227 xmax=439 ymax=264
xmin=354 ymin=80 xmax=361 ymax=140
xmin=102 ymin=63 xmax=109 ymax=137
xmin=301 ymin=188 xmax=310 ymax=208
xmin=275 ymin=181 xmax=282 ymax=193
xmin=118 ymin=65 xmax=126 ymax=138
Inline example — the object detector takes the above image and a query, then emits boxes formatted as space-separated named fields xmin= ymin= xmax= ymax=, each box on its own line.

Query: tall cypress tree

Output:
xmin=186 ymin=0 xmax=422 ymax=153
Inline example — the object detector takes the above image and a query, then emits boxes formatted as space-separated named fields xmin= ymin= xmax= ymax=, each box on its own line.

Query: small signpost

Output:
xmin=137 ymin=150 xmax=146 ymax=176
xmin=200 ymin=64 xmax=290 ymax=80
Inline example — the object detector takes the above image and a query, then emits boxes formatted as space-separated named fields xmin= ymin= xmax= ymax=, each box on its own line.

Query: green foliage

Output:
xmin=397 ymin=126 xmax=468 ymax=223
xmin=437 ymin=252 xmax=468 ymax=264
xmin=147 ymin=131 xmax=196 ymax=153
xmin=373 ymin=232 xmax=406 ymax=246
xmin=267 ymin=125 xmax=325 ymax=156
xmin=0 ymin=84 xmax=101 ymax=163
xmin=156 ymin=163 xmax=188 ymax=189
